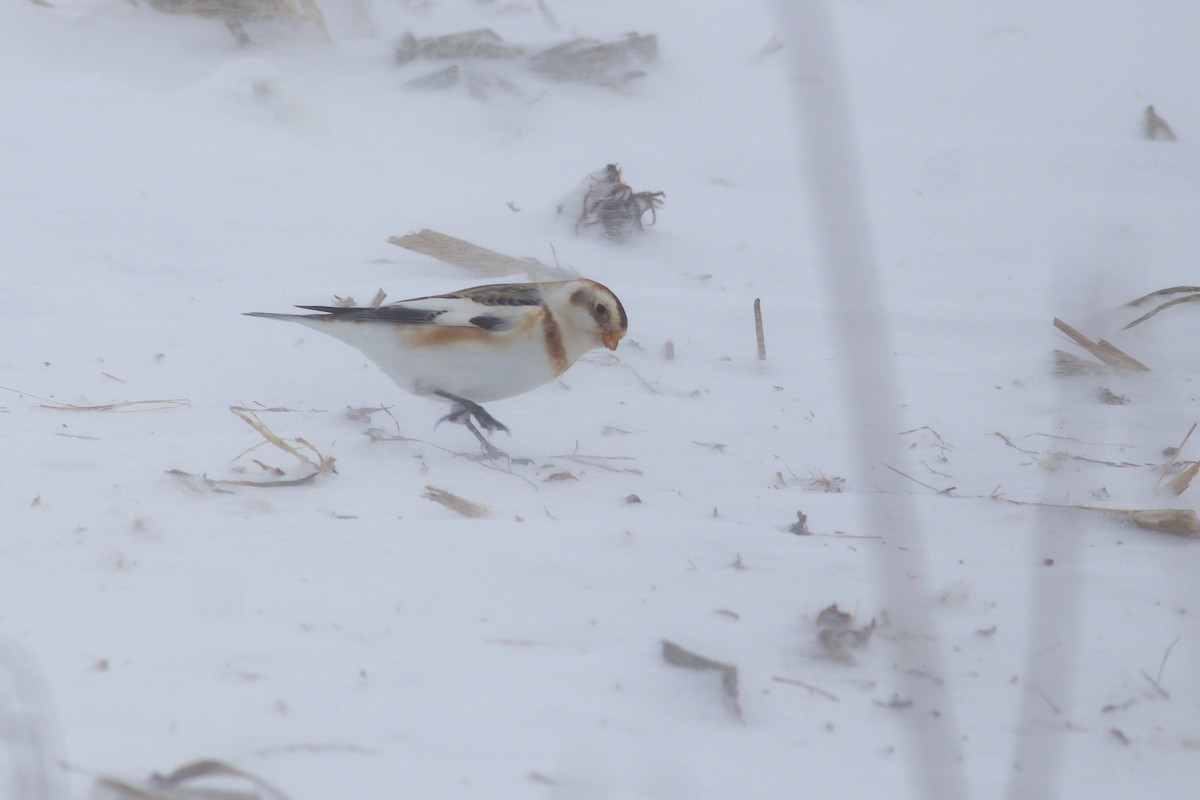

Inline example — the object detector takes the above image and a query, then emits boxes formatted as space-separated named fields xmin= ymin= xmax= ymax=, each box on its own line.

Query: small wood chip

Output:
xmin=422 ymin=485 xmax=488 ymax=518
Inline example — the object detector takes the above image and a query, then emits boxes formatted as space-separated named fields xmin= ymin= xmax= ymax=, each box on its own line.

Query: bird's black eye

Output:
xmin=595 ymin=303 xmax=608 ymax=317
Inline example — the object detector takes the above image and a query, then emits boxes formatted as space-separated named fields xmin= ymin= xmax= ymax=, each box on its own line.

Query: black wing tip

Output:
xmin=244 ymin=306 xmax=362 ymax=318
xmin=295 ymin=305 xmax=356 ymax=313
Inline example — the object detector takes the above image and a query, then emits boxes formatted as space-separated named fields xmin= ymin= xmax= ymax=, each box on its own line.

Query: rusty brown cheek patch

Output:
xmin=541 ymin=310 xmax=569 ymax=374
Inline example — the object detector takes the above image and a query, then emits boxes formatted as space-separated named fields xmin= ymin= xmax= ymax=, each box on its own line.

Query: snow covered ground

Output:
xmin=3 ymin=1 xmax=1199 ymax=798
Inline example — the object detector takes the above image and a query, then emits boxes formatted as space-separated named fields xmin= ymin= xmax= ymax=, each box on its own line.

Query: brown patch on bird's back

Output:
xmin=541 ymin=309 xmax=569 ymax=374
xmin=405 ymin=323 xmax=493 ymax=348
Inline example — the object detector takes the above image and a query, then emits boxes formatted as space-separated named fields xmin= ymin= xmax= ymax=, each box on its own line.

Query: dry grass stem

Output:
xmin=422 ymin=485 xmax=489 ymax=518
xmin=660 ymin=640 xmax=743 ymax=720
xmin=94 ymin=758 xmax=289 ymax=800
xmin=554 ymin=453 xmax=643 ymax=475
xmin=883 ymin=463 xmax=953 ymax=494
xmin=1157 ymin=635 xmax=1181 ymax=684
xmin=1124 ymin=292 xmax=1200 ymax=330
xmin=1140 ymin=669 xmax=1170 ymax=699
xmin=899 ymin=425 xmax=951 ymax=445
xmin=231 ymin=407 xmax=326 ymax=469
xmin=43 ymin=397 xmax=188 ymax=412
xmin=1160 ymin=422 xmax=1197 ymax=481
xmin=1053 ymin=317 xmax=1150 ymax=372
xmin=994 ymin=497 xmax=1200 ymax=538
xmin=1126 ymin=285 xmax=1200 ymax=307
xmin=754 ymin=298 xmax=766 ymax=360
xmin=771 ymin=675 xmax=840 ymax=701
xmin=992 ymin=432 xmax=1149 ymax=469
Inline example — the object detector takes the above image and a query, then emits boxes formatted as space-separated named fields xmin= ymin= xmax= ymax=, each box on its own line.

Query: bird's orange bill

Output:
xmin=602 ymin=331 xmax=622 ymax=350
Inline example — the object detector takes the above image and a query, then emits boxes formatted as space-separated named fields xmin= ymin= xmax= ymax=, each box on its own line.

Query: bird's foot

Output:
xmin=434 ymin=391 xmax=519 ymax=460
xmin=462 ymin=418 xmax=512 ymax=461
xmin=434 ymin=391 xmax=510 ymax=434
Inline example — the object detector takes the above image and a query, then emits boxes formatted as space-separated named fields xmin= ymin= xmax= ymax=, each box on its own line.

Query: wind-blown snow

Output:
xmin=3 ymin=1 xmax=1199 ymax=798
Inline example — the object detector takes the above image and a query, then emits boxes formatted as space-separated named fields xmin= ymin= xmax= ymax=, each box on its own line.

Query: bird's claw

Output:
xmin=434 ymin=391 xmax=513 ymax=458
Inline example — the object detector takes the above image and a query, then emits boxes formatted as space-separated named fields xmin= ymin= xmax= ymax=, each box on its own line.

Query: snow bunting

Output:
xmin=246 ymin=279 xmax=628 ymax=452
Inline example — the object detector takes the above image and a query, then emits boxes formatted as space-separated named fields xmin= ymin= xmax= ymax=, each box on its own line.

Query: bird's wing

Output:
xmin=439 ymin=283 xmax=547 ymax=308
xmin=247 ymin=284 xmax=550 ymax=333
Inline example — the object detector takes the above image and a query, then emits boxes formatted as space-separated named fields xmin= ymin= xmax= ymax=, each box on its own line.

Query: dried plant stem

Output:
xmin=771 ymin=675 xmax=840 ymax=701
xmin=1053 ymin=318 xmax=1150 ymax=372
xmin=754 ymin=297 xmax=766 ymax=360
xmin=1157 ymin=635 xmax=1181 ymax=684
xmin=1124 ymin=292 xmax=1200 ymax=330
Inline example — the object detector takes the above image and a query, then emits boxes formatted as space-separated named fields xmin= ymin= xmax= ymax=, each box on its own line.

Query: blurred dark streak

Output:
xmin=773 ymin=2 xmax=969 ymax=798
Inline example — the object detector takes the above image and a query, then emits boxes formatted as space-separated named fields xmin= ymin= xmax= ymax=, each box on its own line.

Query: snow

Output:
xmin=3 ymin=1 xmax=1199 ymax=798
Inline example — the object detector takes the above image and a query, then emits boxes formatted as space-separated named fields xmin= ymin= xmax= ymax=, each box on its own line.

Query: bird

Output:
xmin=246 ymin=278 xmax=628 ymax=456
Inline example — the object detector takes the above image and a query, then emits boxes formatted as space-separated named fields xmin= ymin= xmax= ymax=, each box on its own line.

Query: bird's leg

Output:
xmin=433 ymin=391 xmax=510 ymax=434
xmin=462 ymin=417 xmax=510 ymax=461
xmin=434 ymin=391 xmax=512 ymax=460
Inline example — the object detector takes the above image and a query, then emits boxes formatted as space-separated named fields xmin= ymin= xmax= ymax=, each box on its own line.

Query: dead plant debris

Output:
xmin=37 ymin=396 xmax=189 ymax=412
xmin=995 ymin=496 xmax=1200 ymax=539
xmin=771 ymin=675 xmax=840 ymax=702
xmin=660 ymin=639 xmax=743 ymax=720
xmin=422 ymin=485 xmax=488 ymax=518
xmin=554 ymin=453 xmax=642 ymax=475
xmin=873 ymin=693 xmax=914 ymax=710
xmin=754 ymin=298 xmax=767 ymax=361
xmin=560 ymin=164 xmax=664 ymax=243
xmin=1143 ymin=105 xmax=1177 ymax=141
xmin=816 ymin=603 xmax=875 ymax=665
xmin=1053 ymin=317 xmax=1150 ymax=373
xmin=167 ymin=408 xmax=334 ymax=491
xmin=145 ymin=0 xmax=329 ymax=47
xmin=793 ymin=469 xmax=845 ymax=493
xmin=992 ymin=431 xmax=1149 ymax=469
xmin=231 ymin=406 xmax=336 ymax=480
xmin=396 ymin=29 xmax=657 ymax=96
xmin=1053 ymin=349 xmax=1107 ymax=376
xmin=1124 ymin=285 xmax=1200 ymax=329
xmin=95 ymin=758 xmax=288 ymax=800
